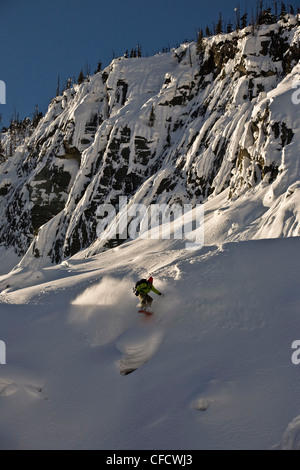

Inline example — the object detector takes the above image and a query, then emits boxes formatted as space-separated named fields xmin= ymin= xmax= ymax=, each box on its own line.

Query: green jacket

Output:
xmin=136 ymin=281 xmax=161 ymax=296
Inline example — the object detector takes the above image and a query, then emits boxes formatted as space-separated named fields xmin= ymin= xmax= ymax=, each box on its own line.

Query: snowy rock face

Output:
xmin=1 ymin=16 xmax=300 ymax=267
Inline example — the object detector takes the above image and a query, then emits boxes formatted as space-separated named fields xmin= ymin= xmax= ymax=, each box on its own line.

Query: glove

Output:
xmin=133 ymin=287 xmax=138 ymax=296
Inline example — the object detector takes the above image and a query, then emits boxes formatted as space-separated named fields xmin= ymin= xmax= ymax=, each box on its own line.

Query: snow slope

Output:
xmin=0 ymin=234 xmax=300 ymax=450
xmin=1 ymin=15 xmax=300 ymax=451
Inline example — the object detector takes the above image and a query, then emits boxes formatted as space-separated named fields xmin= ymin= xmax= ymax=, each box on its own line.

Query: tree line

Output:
xmin=0 ymin=106 xmax=43 ymax=159
xmin=50 ymin=3 xmax=300 ymax=100
xmin=197 ymin=0 xmax=299 ymax=47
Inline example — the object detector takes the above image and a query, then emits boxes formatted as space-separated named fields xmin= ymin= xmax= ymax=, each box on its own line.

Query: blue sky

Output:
xmin=1 ymin=0 xmax=299 ymax=127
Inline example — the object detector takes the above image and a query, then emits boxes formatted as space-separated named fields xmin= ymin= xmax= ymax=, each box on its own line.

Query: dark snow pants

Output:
xmin=138 ymin=292 xmax=153 ymax=308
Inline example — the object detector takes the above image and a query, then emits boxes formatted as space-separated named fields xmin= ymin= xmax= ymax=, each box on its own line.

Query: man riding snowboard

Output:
xmin=134 ymin=277 xmax=163 ymax=310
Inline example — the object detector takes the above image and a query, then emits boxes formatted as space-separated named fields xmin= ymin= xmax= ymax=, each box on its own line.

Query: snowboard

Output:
xmin=138 ymin=309 xmax=153 ymax=316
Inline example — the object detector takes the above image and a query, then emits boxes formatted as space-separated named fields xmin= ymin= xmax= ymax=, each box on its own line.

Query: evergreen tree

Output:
xmin=256 ymin=0 xmax=263 ymax=23
xmin=130 ymin=48 xmax=138 ymax=58
xmin=258 ymin=7 xmax=277 ymax=24
xmin=272 ymin=0 xmax=279 ymax=18
xmin=148 ymin=104 xmax=156 ymax=127
xmin=251 ymin=11 xmax=256 ymax=35
xmin=241 ymin=12 xmax=248 ymax=28
xmin=9 ymin=138 xmax=13 ymax=157
xmin=205 ymin=25 xmax=212 ymax=36
xmin=216 ymin=13 xmax=223 ymax=34
xmin=56 ymin=75 xmax=60 ymax=97
xmin=188 ymin=47 xmax=193 ymax=67
xmin=66 ymin=78 xmax=72 ymax=90
xmin=94 ymin=61 xmax=102 ymax=73
xmin=137 ymin=43 xmax=142 ymax=58
xmin=32 ymin=105 xmax=43 ymax=128
xmin=0 ymin=138 xmax=4 ymax=160
xmin=227 ymin=22 xmax=233 ymax=33
xmin=280 ymin=2 xmax=287 ymax=18
xmin=196 ymin=29 xmax=204 ymax=55
xmin=289 ymin=4 xmax=295 ymax=15
xmin=77 ymin=69 xmax=85 ymax=85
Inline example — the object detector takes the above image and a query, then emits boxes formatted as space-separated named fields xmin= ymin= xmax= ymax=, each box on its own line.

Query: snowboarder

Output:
xmin=133 ymin=277 xmax=163 ymax=310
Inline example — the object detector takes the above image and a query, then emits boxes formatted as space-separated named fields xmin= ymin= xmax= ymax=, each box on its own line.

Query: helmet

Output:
xmin=148 ymin=276 xmax=153 ymax=284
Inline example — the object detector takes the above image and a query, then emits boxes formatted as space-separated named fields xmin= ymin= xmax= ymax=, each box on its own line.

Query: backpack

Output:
xmin=133 ymin=279 xmax=149 ymax=296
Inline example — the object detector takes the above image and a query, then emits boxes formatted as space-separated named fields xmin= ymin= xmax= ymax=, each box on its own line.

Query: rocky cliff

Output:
xmin=1 ymin=14 xmax=300 ymax=270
